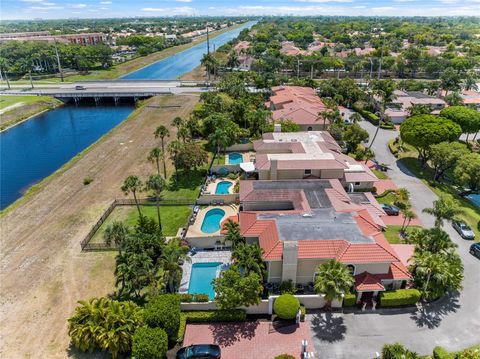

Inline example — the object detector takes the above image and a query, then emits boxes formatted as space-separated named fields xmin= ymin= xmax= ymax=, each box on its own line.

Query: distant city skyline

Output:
xmin=1 ymin=0 xmax=479 ymax=20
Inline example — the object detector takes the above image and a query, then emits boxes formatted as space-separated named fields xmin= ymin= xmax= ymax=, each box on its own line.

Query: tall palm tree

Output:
xmin=314 ymin=259 xmax=354 ymax=310
xmin=208 ymin=128 xmax=229 ymax=163
xmin=422 ymin=198 xmax=463 ymax=228
xmin=115 ymin=251 xmax=153 ymax=299
xmin=171 ymin=116 xmax=183 ymax=132
xmin=349 ymin=112 xmax=362 ymax=124
xmin=145 ymin=174 xmax=166 ymax=231
xmin=394 ymin=188 xmax=410 ymax=205
xmin=121 ymin=175 xmax=143 ymax=216
xmin=227 ymin=51 xmax=240 ymax=69
xmin=222 ymin=219 xmax=245 ymax=248
xmin=18 ymin=57 xmax=34 ymax=89
xmin=317 ymin=97 xmax=340 ymax=130
xmin=177 ymin=125 xmax=189 ymax=143
xmin=160 ymin=238 xmax=190 ymax=293
xmin=104 ymin=221 xmax=129 ymax=255
xmin=232 ymin=243 xmax=266 ymax=281
xmin=400 ymin=207 xmax=417 ymax=232
xmin=154 ymin=125 xmax=169 ymax=177
xmin=167 ymin=140 xmax=182 ymax=183
xmin=147 ymin=147 xmax=162 ymax=176
xmin=201 ymin=53 xmax=216 ymax=81
xmin=0 ymin=58 xmax=11 ymax=89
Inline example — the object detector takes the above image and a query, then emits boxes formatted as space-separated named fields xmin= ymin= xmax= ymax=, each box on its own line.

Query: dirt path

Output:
xmin=0 ymin=94 xmax=199 ymax=358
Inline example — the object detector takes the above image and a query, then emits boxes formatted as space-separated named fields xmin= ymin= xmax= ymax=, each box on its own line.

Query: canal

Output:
xmin=0 ymin=21 xmax=255 ymax=210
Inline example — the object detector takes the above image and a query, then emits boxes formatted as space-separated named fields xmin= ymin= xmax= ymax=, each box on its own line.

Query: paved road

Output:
xmin=309 ymin=122 xmax=480 ymax=358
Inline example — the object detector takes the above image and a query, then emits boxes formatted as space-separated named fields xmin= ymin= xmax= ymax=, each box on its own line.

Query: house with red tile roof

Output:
xmin=253 ymin=131 xmax=378 ymax=190
xmin=227 ymin=178 xmax=412 ymax=301
xmin=267 ymin=86 xmax=329 ymax=131
xmin=385 ymin=90 xmax=447 ymax=124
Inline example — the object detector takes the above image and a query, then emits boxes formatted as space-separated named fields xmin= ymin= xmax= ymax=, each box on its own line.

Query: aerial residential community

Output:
xmin=0 ymin=2 xmax=479 ymax=359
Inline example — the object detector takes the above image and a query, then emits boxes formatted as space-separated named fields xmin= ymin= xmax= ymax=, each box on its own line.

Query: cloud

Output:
xmin=141 ymin=6 xmax=193 ymax=13
xmin=296 ymin=0 xmax=353 ymax=2
xmin=100 ymin=1 xmax=112 ymax=3
xmin=20 ymin=0 xmax=45 ymax=2
xmin=141 ymin=7 xmax=166 ymax=11
xmin=175 ymin=0 xmax=192 ymax=2
xmin=70 ymin=3 xmax=87 ymax=8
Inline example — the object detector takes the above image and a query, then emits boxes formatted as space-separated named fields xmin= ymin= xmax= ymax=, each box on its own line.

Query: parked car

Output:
xmin=176 ymin=344 xmax=221 ymax=359
xmin=470 ymin=243 xmax=480 ymax=259
xmin=75 ymin=85 xmax=86 ymax=90
xmin=452 ymin=220 xmax=475 ymax=239
xmin=381 ymin=203 xmax=399 ymax=216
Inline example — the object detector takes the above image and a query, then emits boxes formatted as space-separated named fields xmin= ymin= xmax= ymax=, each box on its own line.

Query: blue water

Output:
xmin=0 ymin=105 xmax=134 ymax=209
xmin=121 ymin=21 xmax=256 ymax=80
xmin=188 ymin=262 xmax=222 ymax=300
xmin=200 ymin=208 xmax=225 ymax=233
xmin=467 ymin=194 xmax=480 ymax=208
xmin=228 ymin=152 xmax=243 ymax=164
xmin=215 ymin=181 xmax=232 ymax=195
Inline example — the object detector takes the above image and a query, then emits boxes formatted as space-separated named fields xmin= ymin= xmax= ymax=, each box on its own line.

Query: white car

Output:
xmin=452 ymin=220 xmax=475 ymax=240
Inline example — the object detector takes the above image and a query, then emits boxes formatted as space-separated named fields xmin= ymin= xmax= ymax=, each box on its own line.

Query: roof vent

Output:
xmin=302 ymin=213 xmax=313 ymax=217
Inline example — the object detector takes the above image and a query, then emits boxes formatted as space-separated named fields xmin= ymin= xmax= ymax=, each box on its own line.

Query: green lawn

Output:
xmin=162 ymin=167 xmax=209 ymax=200
xmin=372 ymin=169 xmax=389 ymax=180
xmin=0 ymin=95 xmax=60 ymax=110
xmin=376 ymin=192 xmax=396 ymax=205
xmin=383 ymin=225 xmax=423 ymax=244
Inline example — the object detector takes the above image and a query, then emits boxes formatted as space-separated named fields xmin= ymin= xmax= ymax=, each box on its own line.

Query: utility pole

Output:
xmin=53 ymin=38 xmax=64 ymax=82
xmin=296 ymin=57 xmax=300 ymax=79
xmin=206 ymin=26 xmax=210 ymax=55
xmin=369 ymin=58 xmax=373 ymax=79
xmin=378 ymin=37 xmax=384 ymax=79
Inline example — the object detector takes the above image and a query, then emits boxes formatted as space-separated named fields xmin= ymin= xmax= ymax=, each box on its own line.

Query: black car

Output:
xmin=381 ymin=203 xmax=399 ymax=216
xmin=176 ymin=344 xmax=221 ymax=359
xmin=470 ymin=243 xmax=480 ymax=259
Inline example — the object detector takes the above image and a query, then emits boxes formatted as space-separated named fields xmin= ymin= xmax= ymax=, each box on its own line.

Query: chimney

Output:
xmin=274 ymin=123 xmax=282 ymax=133
xmin=282 ymin=241 xmax=298 ymax=285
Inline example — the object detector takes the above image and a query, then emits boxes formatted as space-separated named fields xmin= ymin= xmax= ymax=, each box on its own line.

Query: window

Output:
xmin=354 ymin=182 xmax=360 ymax=186
xmin=307 ymin=126 xmax=313 ymax=131
xmin=346 ymin=264 xmax=355 ymax=275
xmin=304 ymin=169 xmax=312 ymax=175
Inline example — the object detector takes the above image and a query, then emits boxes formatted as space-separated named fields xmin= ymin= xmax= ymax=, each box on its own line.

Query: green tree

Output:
xmin=167 ymin=140 xmax=182 ymax=183
xmin=208 ymin=128 xmax=229 ymax=163
xmin=115 ymin=251 xmax=154 ymax=300
xmin=0 ymin=57 xmax=11 ymax=89
xmin=408 ymin=104 xmax=432 ymax=117
xmin=104 ymin=221 xmax=129 ymax=256
xmin=453 ymin=153 xmax=480 ymax=191
xmin=407 ymin=227 xmax=457 ymax=254
xmin=317 ymin=97 xmax=341 ymax=129
xmin=400 ymin=206 xmax=417 ymax=232
xmin=154 ymin=125 xmax=169 ymax=178
xmin=144 ymin=294 xmax=181 ymax=342
xmin=148 ymin=147 xmax=163 ymax=176
xmin=463 ymin=69 xmax=478 ymax=91
xmin=222 ymin=218 xmax=245 ymax=248
xmin=429 ymin=142 xmax=468 ymax=181
xmin=171 ymin=116 xmax=183 ymax=133
xmin=343 ymin=123 xmax=369 ymax=153
xmin=444 ymin=92 xmax=464 ymax=106
xmin=160 ymin=238 xmax=189 ymax=293
xmin=440 ymin=67 xmax=461 ymax=97
xmin=440 ymin=106 xmax=480 ymax=142
xmin=176 ymin=142 xmax=209 ymax=175
xmin=381 ymin=343 xmax=420 ymax=359
xmin=422 ymin=198 xmax=463 ymax=228
xmin=201 ymin=53 xmax=216 ymax=81
xmin=213 ymin=267 xmax=263 ymax=309
xmin=314 ymin=259 xmax=354 ymax=310
xmin=68 ymin=297 xmax=143 ymax=359
xmin=18 ymin=57 xmax=34 ymax=88
xmin=232 ymin=243 xmax=266 ymax=281
xmin=400 ymin=115 xmax=462 ymax=166
xmin=265 ymin=119 xmax=300 ymax=133
xmin=145 ymin=174 xmax=166 ymax=231
xmin=132 ymin=327 xmax=168 ymax=359
xmin=121 ymin=175 xmax=143 ymax=216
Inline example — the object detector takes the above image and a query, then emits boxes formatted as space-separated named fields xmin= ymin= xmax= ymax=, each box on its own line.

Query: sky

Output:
xmin=1 ymin=0 xmax=479 ymax=20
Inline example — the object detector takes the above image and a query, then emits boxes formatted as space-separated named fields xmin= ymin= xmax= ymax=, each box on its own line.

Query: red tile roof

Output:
xmin=355 ymin=272 xmax=386 ymax=291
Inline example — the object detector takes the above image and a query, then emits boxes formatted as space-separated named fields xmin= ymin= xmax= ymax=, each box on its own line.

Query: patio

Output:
xmin=185 ymin=204 xmax=238 ymax=238
xmin=204 ymin=178 xmax=236 ymax=195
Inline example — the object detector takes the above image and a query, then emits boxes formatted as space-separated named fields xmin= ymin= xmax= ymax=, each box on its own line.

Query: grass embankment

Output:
xmin=389 ymin=139 xmax=480 ymax=240
xmin=0 ymin=22 xmax=246 ymax=85
xmin=0 ymin=95 xmax=62 ymax=131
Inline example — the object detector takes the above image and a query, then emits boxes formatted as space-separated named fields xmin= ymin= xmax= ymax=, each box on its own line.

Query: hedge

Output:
xmin=177 ymin=310 xmax=247 ymax=344
xmin=274 ymin=294 xmax=300 ymax=320
xmin=144 ymin=294 xmax=181 ymax=342
xmin=132 ymin=327 xmax=168 ymax=359
xmin=275 ymin=355 xmax=296 ymax=359
xmin=388 ymin=139 xmax=399 ymax=156
xmin=178 ymin=293 xmax=209 ymax=303
xmin=433 ymin=346 xmax=453 ymax=359
xmin=380 ymin=289 xmax=421 ymax=307
xmin=343 ymin=293 xmax=357 ymax=307
xmin=352 ymin=104 xmax=380 ymax=125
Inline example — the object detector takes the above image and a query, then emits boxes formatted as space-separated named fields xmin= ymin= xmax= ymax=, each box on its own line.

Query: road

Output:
xmin=309 ymin=121 xmax=480 ymax=358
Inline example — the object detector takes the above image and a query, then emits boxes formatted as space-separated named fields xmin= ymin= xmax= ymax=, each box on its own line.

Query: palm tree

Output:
xmin=222 ymin=218 xmax=245 ymax=248
xmin=208 ymin=128 xmax=229 ymax=163
xmin=400 ymin=207 xmax=417 ymax=233
xmin=145 ymin=174 xmax=166 ymax=231
xmin=104 ymin=221 xmax=129 ymax=255
xmin=115 ymin=251 xmax=153 ymax=299
xmin=18 ymin=58 xmax=34 ymax=89
xmin=407 ymin=227 xmax=456 ymax=254
xmin=201 ymin=53 xmax=216 ymax=81
xmin=177 ymin=125 xmax=189 ymax=143
xmin=154 ymin=125 xmax=170 ymax=177
xmin=160 ymin=238 xmax=190 ymax=293
xmin=232 ymin=243 xmax=266 ymax=281
xmin=381 ymin=343 xmax=419 ymax=359
xmin=147 ymin=147 xmax=162 ymax=176
xmin=314 ymin=259 xmax=354 ymax=310
xmin=121 ymin=175 xmax=143 ymax=216
xmin=317 ymin=97 xmax=340 ymax=130
xmin=0 ymin=57 xmax=11 ymax=89
xmin=167 ymin=140 xmax=182 ymax=183
xmin=394 ymin=188 xmax=410 ymax=205
xmin=171 ymin=116 xmax=183 ymax=132
xmin=422 ymin=198 xmax=463 ymax=228
xmin=349 ymin=112 xmax=362 ymax=124
xmin=227 ymin=51 xmax=240 ymax=69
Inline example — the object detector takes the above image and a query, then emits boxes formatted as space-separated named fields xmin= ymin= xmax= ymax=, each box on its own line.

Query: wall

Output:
xmin=197 ymin=194 xmax=238 ymax=205
xmin=267 ymin=261 xmax=283 ymax=282
xmin=297 ymin=258 xmax=325 ymax=284
xmin=186 ymin=235 xmax=225 ymax=249
xmin=226 ymin=143 xmax=254 ymax=152
xmin=299 ymin=124 xmax=327 ymax=131
xmin=320 ymin=169 xmax=344 ymax=179
xmin=243 ymin=201 xmax=294 ymax=211
xmin=354 ymin=262 xmax=391 ymax=275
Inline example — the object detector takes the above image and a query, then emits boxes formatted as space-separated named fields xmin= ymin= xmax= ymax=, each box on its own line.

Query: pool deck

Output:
xmin=179 ymin=249 xmax=232 ymax=294
xmin=205 ymin=178 xmax=236 ymax=195
xmin=225 ymin=151 xmax=254 ymax=165
xmin=186 ymin=204 xmax=238 ymax=238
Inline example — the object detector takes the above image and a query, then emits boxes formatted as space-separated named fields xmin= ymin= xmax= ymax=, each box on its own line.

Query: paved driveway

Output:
xmin=308 ymin=122 xmax=480 ymax=358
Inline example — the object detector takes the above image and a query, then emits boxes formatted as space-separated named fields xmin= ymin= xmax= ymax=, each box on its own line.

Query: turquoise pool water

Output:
xmin=467 ymin=194 xmax=480 ymax=208
xmin=215 ymin=181 xmax=232 ymax=195
xmin=188 ymin=262 xmax=221 ymax=300
xmin=228 ymin=152 xmax=243 ymax=164
xmin=200 ymin=208 xmax=225 ymax=233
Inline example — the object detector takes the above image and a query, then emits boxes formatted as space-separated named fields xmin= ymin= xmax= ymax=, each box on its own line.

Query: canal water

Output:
xmin=0 ymin=22 xmax=255 ymax=209
xmin=121 ymin=21 xmax=256 ymax=80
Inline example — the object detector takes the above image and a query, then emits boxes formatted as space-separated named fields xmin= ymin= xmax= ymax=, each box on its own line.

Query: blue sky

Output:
xmin=1 ymin=0 xmax=479 ymax=20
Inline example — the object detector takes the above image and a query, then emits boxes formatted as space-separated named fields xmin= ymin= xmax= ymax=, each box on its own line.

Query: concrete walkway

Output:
xmin=308 ymin=122 xmax=480 ymax=358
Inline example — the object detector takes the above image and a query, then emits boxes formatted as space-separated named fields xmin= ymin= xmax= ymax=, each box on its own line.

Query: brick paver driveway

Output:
xmin=183 ymin=321 xmax=313 ymax=359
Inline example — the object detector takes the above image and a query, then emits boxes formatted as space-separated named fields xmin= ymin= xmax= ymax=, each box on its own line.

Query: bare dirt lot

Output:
xmin=0 ymin=94 xmax=199 ymax=358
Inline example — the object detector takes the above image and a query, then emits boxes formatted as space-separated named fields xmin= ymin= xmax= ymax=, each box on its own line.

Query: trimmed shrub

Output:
xmin=275 ymin=355 xmax=296 ymax=359
xmin=343 ymin=292 xmax=357 ymax=307
xmin=299 ymin=305 xmax=306 ymax=321
xmin=177 ymin=313 xmax=188 ymax=344
xmin=178 ymin=293 xmax=193 ymax=303
xmin=194 ymin=294 xmax=209 ymax=302
xmin=388 ymin=139 xmax=399 ymax=156
xmin=380 ymin=289 xmax=421 ymax=307
xmin=132 ymin=327 xmax=168 ymax=359
xmin=274 ymin=294 xmax=300 ymax=320
xmin=144 ymin=294 xmax=181 ymax=342
xmin=433 ymin=346 xmax=453 ymax=359
xmin=83 ymin=176 xmax=93 ymax=185
xmin=279 ymin=280 xmax=295 ymax=294
xmin=178 ymin=293 xmax=209 ymax=303
xmin=184 ymin=309 xmax=247 ymax=323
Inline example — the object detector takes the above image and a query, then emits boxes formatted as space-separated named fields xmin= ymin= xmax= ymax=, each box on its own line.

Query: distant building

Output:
xmin=460 ymin=90 xmax=480 ymax=110
xmin=385 ymin=90 xmax=447 ymax=124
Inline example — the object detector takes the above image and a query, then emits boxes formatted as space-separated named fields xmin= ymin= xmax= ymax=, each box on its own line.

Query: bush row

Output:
xmin=353 ymin=104 xmax=380 ymax=125
xmin=144 ymin=294 xmax=181 ymax=342
xmin=343 ymin=293 xmax=357 ymax=307
xmin=380 ymin=289 xmax=421 ymax=307
xmin=178 ymin=293 xmax=210 ymax=303
xmin=388 ymin=139 xmax=399 ymax=157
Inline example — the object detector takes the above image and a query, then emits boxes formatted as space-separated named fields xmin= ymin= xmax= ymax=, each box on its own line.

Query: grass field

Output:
xmin=383 ymin=225 xmax=423 ymax=244
xmin=372 ymin=169 xmax=389 ymax=180
xmin=0 ymin=95 xmax=56 ymax=110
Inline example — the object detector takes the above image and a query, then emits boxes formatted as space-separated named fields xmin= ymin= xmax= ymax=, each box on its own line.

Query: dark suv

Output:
xmin=470 ymin=243 xmax=480 ymax=259
xmin=176 ymin=344 xmax=221 ymax=359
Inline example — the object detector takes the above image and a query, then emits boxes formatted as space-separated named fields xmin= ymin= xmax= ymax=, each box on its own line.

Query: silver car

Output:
xmin=452 ymin=220 xmax=475 ymax=239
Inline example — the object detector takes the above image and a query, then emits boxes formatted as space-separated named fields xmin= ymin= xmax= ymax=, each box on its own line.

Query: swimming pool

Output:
xmin=200 ymin=208 xmax=225 ymax=233
xmin=467 ymin=193 xmax=480 ymax=208
xmin=188 ymin=262 xmax=221 ymax=300
xmin=228 ymin=152 xmax=243 ymax=165
xmin=215 ymin=181 xmax=232 ymax=195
